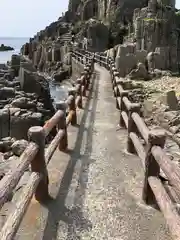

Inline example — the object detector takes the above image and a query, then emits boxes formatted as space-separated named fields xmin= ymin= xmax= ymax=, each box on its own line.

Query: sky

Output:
xmin=0 ymin=0 xmax=69 ymax=37
xmin=0 ymin=0 xmax=180 ymax=37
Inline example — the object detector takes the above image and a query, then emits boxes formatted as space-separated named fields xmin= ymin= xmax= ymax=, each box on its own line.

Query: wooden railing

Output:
xmin=93 ymin=52 xmax=180 ymax=240
xmin=0 ymin=52 xmax=94 ymax=240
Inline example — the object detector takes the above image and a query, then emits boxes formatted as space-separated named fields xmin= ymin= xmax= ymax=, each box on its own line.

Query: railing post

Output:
xmin=119 ymin=90 xmax=129 ymax=127
xmin=81 ymin=74 xmax=86 ymax=97
xmin=143 ymin=129 xmax=166 ymax=205
xmin=28 ymin=126 xmax=50 ymax=202
xmin=114 ymin=86 xmax=120 ymax=109
xmin=68 ymin=88 xmax=77 ymax=125
xmin=85 ymin=67 xmax=90 ymax=89
xmin=76 ymin=78 xmax=83 ymax=108
xmin=56 ymin=101 xmax=68 ymax=151
xmin=112 ymin=70 xmax=118 ymax=97
xmin=127 ymin=103 xmax=141 ymax=153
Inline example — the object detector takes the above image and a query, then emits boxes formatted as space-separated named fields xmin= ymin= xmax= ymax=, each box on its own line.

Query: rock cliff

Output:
xmin=21 ymin=0 xmax=180 ymax=79
xmin=68 ymin=0 xmax=148 ymax=23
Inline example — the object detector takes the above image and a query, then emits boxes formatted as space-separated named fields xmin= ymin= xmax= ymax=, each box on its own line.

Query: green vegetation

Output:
xmin=143 ymin=17 xmax=167 ymax=23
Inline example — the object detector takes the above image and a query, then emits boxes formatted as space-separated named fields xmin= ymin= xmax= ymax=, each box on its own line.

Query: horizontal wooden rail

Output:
xmin=0 ymin=172 xmax=41 ymax=240
xmin=0 ymin=142 xmax=38 ymax=209
xmin=148 ymin=176 xmax=180 ymax=240
xmin=94 ymin=52 xmax=180 ymax=240
xmin=0 ymin=52 xmax=94 ymax=240
xmin=151 ymin=146 xmax=180 ymax=196
xmin=129 ymin=132 xmax=146 ymax=168
xmin=131 ymin=112 xmax=149 ymax=144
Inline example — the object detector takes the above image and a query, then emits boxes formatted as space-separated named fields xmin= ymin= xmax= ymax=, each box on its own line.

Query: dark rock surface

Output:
xmin=0 ymin=44 xmax=14 ymax=52
xmin=0 ymin=54 xmax=56 ymax=184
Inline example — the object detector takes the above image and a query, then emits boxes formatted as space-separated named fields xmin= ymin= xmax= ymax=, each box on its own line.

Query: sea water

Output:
xmin=0 ymin=37 xmax=28 ymax=63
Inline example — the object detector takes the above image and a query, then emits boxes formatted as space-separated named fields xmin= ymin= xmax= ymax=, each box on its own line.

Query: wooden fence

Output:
xmin=0 ymin=53 xmax=94 ymax=240
xmin=91 ymin=51 xmax=180 ymax=240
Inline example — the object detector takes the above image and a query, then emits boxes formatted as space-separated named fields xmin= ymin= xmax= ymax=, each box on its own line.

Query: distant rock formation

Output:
xmin=0 ymin=44 xmax=14 ymax=52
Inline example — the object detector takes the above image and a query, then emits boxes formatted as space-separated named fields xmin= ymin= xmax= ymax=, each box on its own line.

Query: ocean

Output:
xmin=0 ymin=37 xmax=28 ymax=63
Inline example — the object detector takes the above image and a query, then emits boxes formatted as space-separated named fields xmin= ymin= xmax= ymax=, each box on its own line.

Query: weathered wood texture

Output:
xmin=0 ymin=53 xmax=94 ymax=240
xmin=0 ymin=173 xmax=41 ymax=240
xmin=0 ymin=142 xmax=38 ymax=209
xmin=93 ymin=53 xmax=180 ymax=240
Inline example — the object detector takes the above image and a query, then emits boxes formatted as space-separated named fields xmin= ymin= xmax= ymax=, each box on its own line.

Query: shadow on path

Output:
xmin=42 ymin=70 xmax=100 ymax=240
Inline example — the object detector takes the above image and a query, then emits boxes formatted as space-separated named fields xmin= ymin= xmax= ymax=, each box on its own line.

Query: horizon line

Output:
xmin=0 ymin=36 xmax=29 ymax=39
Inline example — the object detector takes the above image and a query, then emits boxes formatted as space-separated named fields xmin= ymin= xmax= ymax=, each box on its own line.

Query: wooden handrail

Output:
xmin=0 ymin=52 xmax=94 ymax=240
xmin=0 ymin=172 xmax=41 ymax=240
xmin=0 ymin=142 xmax=38 ymax=209
xmin=148 ymin=176 xmax=180 ymax=240
xmin=93 ymin=52 xmax=180 ymax=240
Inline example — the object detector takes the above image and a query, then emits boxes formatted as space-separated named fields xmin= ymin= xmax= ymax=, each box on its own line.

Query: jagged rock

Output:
xmin=159 ymin=91 xmax=179 ymax=111
xmin=53 ymin=70 xmax=69 ymax=82
xmin=0 ymin=137 xmax=15 ymax=152
xmin=11 ymin=55 xmax=21 ymax=76
xmin=11 ymin=97 xmax=36 ymax=109
xmin=63 ymin=52 xmax=72 ymax=65
xmin=11 ymin=139 xmax=28 ymax=156
xmin=10 ymin=112 xmax=42 ymax=140
xmin=0 ymin=87 xmax=15 ymax=100
xmin=3 ymin=151 xmax=13 ymax=160
xmin=0 ymin=44 xmax=14 ymax=51
xmin=19 ymin=67 xmax=54 ymax=114
xmin=128 ymin=62 xmax=150 ymax=80
xmin=0 ymin=109 xmax=10 ymax=139
xmin=9 ymin=108 xmax=21 ymax=115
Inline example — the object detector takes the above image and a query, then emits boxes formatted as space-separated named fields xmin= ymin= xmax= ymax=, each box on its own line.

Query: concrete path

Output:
xmin=16 ymin=64 xmax=172 ymax=240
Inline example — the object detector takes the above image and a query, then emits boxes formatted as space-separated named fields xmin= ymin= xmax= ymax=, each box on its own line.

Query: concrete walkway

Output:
xmin=16 ymin=65 xmax=172 ymax=240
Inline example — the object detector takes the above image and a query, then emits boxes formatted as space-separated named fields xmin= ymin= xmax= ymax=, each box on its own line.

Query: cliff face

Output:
xmin=68 ymin=0 xmax=148 ymax=23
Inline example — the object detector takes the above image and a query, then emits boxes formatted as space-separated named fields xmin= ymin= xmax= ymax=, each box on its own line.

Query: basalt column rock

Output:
xmin=34 ymin=45 xmax=42 ymax=68
xmin=0 ymin=109 xmax=10 ymax=139
xmin=132 ymin=0 xmax=179 ymax=71
xmin=52 ymin=46 xmax=61 ymax=62
xmin=11 ymin=55 xmax=21 ymax=77
xmin=19 ymin=65 xmax=55 ymax=116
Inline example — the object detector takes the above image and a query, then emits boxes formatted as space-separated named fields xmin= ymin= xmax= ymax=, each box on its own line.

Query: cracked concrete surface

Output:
xmin=15 ymin=64 xmax=172 ymax=240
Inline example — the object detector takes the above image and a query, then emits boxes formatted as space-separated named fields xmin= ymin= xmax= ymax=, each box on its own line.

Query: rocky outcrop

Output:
xmin=0 ymin=54 xmax=57 ymax=184
xmin=69 ymin=0 xmax=147 ymax=23
xmin=0 ymin=44 xmax=14 ymax=52
xmin=0 ymin=55 xmax=55 ymax=141
xmin=104 ymin=0 xmax=180 ymax=78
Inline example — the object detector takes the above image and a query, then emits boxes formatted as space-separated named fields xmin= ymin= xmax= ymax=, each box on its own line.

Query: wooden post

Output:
xmin=86 ymin=69 xmax=91 ymax=89
xmin=143 ymin=129 xmax=166 ymax=205
xmin=76 ymin=78 xmax=83 ymax=108
xmin=113 ymin=71 xmax=118 ymax=97
xmin=113 ymin=71 xmax=119 ymax=87
xmin=56 ymin=101 xmax=68 ymax=151
xmin=127 ymin=103 xmax=141 ymax=153
xmin=119 ymin=90 xmax=129 ymax=127
xmin=68 ymin=88 xmax=77 ymax=125
xmin=82 ymin=74 xmax=86 ymax=97
xmin=28 ymin=126 xmax=50 ymax=202
xmin=114 ymin=86 xmax=120 ymax=109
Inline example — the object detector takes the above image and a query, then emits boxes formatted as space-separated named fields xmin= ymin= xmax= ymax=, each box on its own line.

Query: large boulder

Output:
xmin=128 ymin=62 xmax=150 ymax=80
xmin=11 ymin=140 xmax=28 ymax=156
xmin=10 ymin=111 xmax=43 ymax=140
xmin=19 ymin=66 xmax=54 ymax=114
xmin=0 ymin=109 xmax=10 ymax=139
xmin=11 ymin=55 xmax=21 ymax=77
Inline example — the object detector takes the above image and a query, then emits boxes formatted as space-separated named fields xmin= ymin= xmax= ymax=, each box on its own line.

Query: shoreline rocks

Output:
xmin=0 ymin=54 xmax=57 ymax=182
